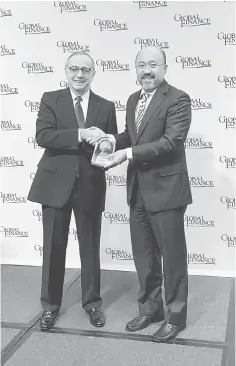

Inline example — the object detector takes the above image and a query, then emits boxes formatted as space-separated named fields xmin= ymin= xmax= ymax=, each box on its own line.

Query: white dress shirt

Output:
xmin=69 ymin=88 xmax=90 ymax=142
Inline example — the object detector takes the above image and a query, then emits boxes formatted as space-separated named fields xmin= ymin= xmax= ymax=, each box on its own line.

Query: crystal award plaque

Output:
xmin=91 ymin=136 xmax=115 ymax=168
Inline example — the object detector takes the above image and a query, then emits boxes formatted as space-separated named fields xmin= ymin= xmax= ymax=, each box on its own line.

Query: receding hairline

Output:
xmin=65 ymin=51 xmax=95 ymax=69
xmin=135 ymin=47 xmax=167 ymax=65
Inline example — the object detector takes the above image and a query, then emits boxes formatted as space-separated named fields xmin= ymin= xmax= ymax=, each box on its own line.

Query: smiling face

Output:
xmin=65 ymin=53 xmax=95 ymax=95
xmin=136 ymin=47 xmax=168 ymax=92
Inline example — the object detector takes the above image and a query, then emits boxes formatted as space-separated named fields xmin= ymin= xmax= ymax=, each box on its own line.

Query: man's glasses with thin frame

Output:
xmin=67 ymin=66 xmax=93 ymax=76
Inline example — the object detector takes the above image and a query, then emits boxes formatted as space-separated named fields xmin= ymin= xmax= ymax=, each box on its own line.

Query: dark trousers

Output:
xmin=130 ymin=182 xmax=188 ymax=326
xmin=41 ymin=178 xmax=102 ymax=312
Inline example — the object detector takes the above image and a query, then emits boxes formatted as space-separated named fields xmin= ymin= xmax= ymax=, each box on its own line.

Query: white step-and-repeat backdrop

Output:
xmin=0 ymin=1 xmax=235 ymax=277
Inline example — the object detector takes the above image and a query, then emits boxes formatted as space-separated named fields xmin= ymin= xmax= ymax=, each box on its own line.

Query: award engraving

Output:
xmin=91 ymin=136 xmax=115 ymax=167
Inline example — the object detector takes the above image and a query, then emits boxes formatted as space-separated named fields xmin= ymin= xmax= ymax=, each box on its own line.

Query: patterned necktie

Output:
xmin=74 ymin=96 xmax=85 ymax=128
xmin=135 ymin=92 xmax=149 ymax=132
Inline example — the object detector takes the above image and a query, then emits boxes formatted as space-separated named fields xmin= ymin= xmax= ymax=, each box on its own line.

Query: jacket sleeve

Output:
xmin=132 ymin=93 xmax=191 ymax=162
xmin=36 ymin=92 xmax=79 ymax=150
xmin=107 ymin=103 xmax=118 ymax=134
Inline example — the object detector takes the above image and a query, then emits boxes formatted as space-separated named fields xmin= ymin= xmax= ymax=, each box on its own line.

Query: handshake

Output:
xmin=80 ymin=127 xmax=127 ymax=169
xmin=80 ymin=126 xmax=106 ymax=146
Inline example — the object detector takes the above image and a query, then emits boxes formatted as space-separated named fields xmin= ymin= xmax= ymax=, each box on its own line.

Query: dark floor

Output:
xmin=1 ymin=265 xmax=235 ymax=365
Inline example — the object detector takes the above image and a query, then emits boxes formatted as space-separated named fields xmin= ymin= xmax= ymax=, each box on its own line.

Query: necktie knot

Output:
xmin=76 ymin=96 xmax=82 ymax=104
xmin=141 ymin=92 xmax=149 ymax=102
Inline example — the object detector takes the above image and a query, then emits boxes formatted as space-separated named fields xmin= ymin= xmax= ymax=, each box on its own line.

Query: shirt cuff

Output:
xmin=78 ymin=129 xmax=81 ymax=142
xmin=126 ymin=147 xmax=133 ymax=160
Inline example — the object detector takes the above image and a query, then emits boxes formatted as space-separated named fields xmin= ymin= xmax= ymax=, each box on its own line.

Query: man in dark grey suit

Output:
xmin=88 ymin=47 xmax=192 ymax=342
xmin=28 ymin=51 xmax=117 ymax=330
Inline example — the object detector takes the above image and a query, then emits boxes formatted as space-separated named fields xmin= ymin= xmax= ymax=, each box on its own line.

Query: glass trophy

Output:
xmin=91 ymin=136 xmax=115 ymax=168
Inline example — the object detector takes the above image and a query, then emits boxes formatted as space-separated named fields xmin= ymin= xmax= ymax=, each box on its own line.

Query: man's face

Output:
xmin=136 ymin=48 xmax=167 ymax=92
xmin=65 ymin=54 xmax=95 ymax=94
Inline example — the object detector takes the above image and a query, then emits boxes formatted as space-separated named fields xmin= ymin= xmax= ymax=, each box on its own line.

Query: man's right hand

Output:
xmin=80 ymin=127 xmax=105 ymax=145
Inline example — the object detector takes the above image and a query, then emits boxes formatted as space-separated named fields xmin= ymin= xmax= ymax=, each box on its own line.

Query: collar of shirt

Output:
xmin=69 ymin=88 xmax=90 ymax=106
xmin=140 ymin=88 xmax=157 ymax=99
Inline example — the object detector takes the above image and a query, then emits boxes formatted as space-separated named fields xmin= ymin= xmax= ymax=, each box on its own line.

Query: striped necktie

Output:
xmin=135 ymin=92 xmax=149 ymax=132
xmin=75 ymin=96 xmax=85 ymax=128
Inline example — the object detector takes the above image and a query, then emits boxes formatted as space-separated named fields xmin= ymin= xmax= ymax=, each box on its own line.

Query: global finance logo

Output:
xmin=0 ymin=226 xmax=28 ymax=238
xmin=184 ymin=215 xmax=215 ymax=228
xmin=34 ymin=244 xmax=43 ymax=256
xmin=57 ymin=41 xmax=89 ymax=53
xmin=28 ymin=137 xmax=42 ymax=149
xmin=218 ymin=76 xmax=236 ymax=89
xmin=106 ymin=174 xmax=127 ymax=186
xmin=218 ymin=32 xmax=236 ymax=46
xmin=191 ymin=98 xmax=212 ymax=110
xmin=219 ymin=156 xmax=236 ymax=168
xmin=219 ymin=116 xmax=236 ymax=129
xmin=19 ymin=23 xmax=50 ymax=35
xmin=69 ymin=228 xmax=78 ymax=240
xmin=0 ymin=84 xmax=18 ymax=95
xmin=60 ymin=81 xmax=69 ymax=88
xmin=32 ymin=209 xmax=43 ymax=221
xmin=176 ymin=56 xmax=211 ymax=69
xmin=22 ymin=62 xmax=53 ymax=74
xmin=0 ymin=157 xmax=24 ymax=167
xmin=220 ymin=196 xmax=236 ymax=209
xmin=174 ymin=14 xmax=210 ymax=27
xmin=187 ymin=253 xmax=215 ymax=265
xmin=221 ymin=234 xmax=236 ymax=248
xmin=96 ymin=60 xmax=129 ymax=72
xmin=54 ymin=1 xmax=87 ymax=13
xmin=25 ymin=100 xmax=40 ymax=112
xmin=94 ymin=19 xmax=128 ymax=31
xmin=0 ymin=8 xmax=12 ymax=17
xmin=113 ymin=101 xmax=126 ymax=112
xmin=103 ymin=212 xmax=129 ymax=224
xmin=1 ymin=121 xmax=21 ymax=131
xmin=189 ymin=176 xmax=214 ymax=188
xmin=105 ymin=248 xmax=133 ymax=260
xmin=184 ymin=137 xmax=213 ymax=149
xmin=0 ymin=192 xmax=26 ymax=204
xmin=0 ymin=45 xmax=15 ymax=56
xmin=134 ymin=37 xmax=169 ymax=49
xmin=133 ymin=1 xmax=167 ymax=9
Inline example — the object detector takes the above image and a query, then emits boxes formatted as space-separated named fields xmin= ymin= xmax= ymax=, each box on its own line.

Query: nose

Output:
xmin=77 ymin=69 xmax=83 ymax=77
xmin=142 ymin=65 xmax=152 ymax=74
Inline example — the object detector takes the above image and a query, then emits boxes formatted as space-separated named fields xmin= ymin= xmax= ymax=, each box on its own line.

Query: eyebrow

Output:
xmin=138 ymin=60 xmax=158 ymax=63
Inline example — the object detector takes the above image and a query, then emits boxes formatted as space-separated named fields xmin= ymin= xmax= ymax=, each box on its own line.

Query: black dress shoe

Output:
xmin=40 ymin=310 xmax=59 ymax=331
xmin=126 ymin=310 xmax=164 ymax=332
xmin=152 ymin=321 xmax=186 ymax=342
xmin=86 ymin=308 xmax=105 ymax=328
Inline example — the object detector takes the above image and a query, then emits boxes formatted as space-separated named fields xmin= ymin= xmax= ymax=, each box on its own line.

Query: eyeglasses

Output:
xmin=137 ymin=64 xmax=164 ymax=70
xmin=67 ymin=66 xmax=93 ymax=76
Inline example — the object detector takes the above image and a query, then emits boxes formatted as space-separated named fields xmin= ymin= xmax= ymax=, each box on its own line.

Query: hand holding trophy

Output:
xmin=91 ymin=136 xmax=116 ymax=168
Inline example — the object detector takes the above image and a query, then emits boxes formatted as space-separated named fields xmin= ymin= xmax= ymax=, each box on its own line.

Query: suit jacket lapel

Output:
xmin=128 ymin=90 xmax=141 ymax=142
xmin=59 ymin=88 xmax=101 ymax=129
xmin=59 ymin=88 xmax=78 ymax=129
xmin=85 ymin=90 xmax=101 ymax=128
xmin=136 ymin=80 xmax=169 ymax=143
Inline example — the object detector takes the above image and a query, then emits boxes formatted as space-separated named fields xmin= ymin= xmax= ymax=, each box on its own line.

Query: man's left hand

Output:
xmin=105 ymin=149 xmax=127 ymax=169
